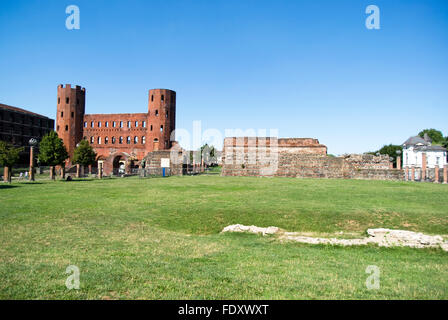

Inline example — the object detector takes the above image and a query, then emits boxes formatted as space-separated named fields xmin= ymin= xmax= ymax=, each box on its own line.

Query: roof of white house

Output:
xmin=403 ymin=135 xmax=446 ymax=152
xmin=403 ymin=135 xmax=431 ymax=147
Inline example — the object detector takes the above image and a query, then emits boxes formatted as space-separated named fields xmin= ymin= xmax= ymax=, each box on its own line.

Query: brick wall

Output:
xmin=221 ymin=137 xmax=403 ymax=180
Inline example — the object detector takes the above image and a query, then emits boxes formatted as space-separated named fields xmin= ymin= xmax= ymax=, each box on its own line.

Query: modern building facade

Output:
xmin=0 ymin=103 xmax=54 ymax=165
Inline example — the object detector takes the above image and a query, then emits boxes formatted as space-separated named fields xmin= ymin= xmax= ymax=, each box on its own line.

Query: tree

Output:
xmin=73 ymin=139 xmax=97 ymax=167
xmin=376 ymin=144 xmax=403 ymax=167
xmin=38 ymin=131 xmax=69 ymax=179
xmin=0 ymin=141 xmax=23 ymax=183
xmin=442 ymin=136 xmax=448 ymax=149
xmin=200 ymin=144 xmax=216 ymax=166
xmin=418 ymin=129 xmax=445 ymax=145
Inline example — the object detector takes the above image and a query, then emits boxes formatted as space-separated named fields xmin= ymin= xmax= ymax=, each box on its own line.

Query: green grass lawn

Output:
xmin=0 ymin=176 xmax=447 ymax=299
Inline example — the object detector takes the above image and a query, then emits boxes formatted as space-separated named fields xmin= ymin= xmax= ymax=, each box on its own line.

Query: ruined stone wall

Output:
xmin=221 ymin=137 xmax=403 ymax=180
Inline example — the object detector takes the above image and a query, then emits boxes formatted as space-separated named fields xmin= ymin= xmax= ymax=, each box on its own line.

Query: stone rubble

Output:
xmin=221 ymin=224 xmax=448 ymax=251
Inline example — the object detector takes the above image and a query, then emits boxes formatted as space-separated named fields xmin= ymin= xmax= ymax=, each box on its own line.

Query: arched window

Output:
xmin=90 ymin=136 xmax=94 ymax=144
xmin=112 ymin=137 xmax=116 ymax=144
xmin=105 ymin=137 xmax=109 ymax=144
xmin=127 ymin=121 xmax=131 ymax=128
xmin=98 ymin=121 xmax=102 ymax=128
xmin=65 ymin=125 xmax=68 ymax=131
xmin=135 ymin=121 xmax=138 ymax=127
xmin=112 ymin=121 xmax=116 ymax=128
xmin=84 ymin=122 xmax=87 ymax=128
xmin=98 ymin=137 xmax=101 ymax=144
xmin=105 ymin=121 xmax=109 ymax=127
xmin=142 ymin=136 xmax=146 ymax=144
xmin=151 ymin=95 xmax=154 ymax=101
xmin=142 ymin=121 xmax=146 ymax=128
xmin=119 ymin=136 xmax=123 ymax=144
xmin=160 ymin=125 xmax=163 ymax=132
xmin=119 ymin=121 xmax=123 ymax=128
xmin=126 ymin=136 xmax=131 ymax=144
xmin=91 ymin=121 xmax=94 ymax=128
xmin=154 ymin=138 xmax=159 ymax=142
xmin=134 ymin=136 xmax=138 ymax=144
xmin=155 ymin=110 xmax=159 ymax=116
xmin=150 ymin=125 xmax=153 ymax=131
xmin=161 ymin=95 xmax=164 ymax=101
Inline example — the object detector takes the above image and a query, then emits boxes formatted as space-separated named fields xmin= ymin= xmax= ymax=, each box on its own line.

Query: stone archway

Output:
xmin=113 ymin=155 xmax=126 ymax=175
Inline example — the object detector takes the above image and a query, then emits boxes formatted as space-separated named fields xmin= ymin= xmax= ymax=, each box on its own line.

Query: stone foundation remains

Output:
xmin=221 ymin=137 xmax=403 ymax=180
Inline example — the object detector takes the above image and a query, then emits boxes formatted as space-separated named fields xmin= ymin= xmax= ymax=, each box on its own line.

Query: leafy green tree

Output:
xmin=0 ymin=141 xmax=23 ymax=183
xmin=418 ymin=129 xmax=445 ymax=145
xmin=73 ymin=139 xmax=97 ymax=167
xmin=38 ymin=131 xmax=69 ymax=179
xmin=376 ymin=144 xmax=403 ymax=167
xmin=200 ymin=143 xmax=216 ymax=165
xmin=442 ymin=136 xmax=448 ymax=149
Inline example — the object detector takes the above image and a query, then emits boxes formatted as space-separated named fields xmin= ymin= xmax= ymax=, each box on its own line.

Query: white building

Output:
xmin=402 ymin=135 xmax=447 ymax=169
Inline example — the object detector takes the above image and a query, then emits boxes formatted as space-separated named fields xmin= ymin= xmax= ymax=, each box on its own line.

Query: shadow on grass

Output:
xmin=0 ymin=184 xmax=20 ymax=189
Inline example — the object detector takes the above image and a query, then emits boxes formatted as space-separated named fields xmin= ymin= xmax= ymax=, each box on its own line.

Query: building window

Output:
xmin=65 ymin=125 xmax=68 ymax=131
xmin=126 ymin=136 xmax=131 ymax=144
xmin=84 ymin=122 xmax=87 ymax=128
xmin=98 ymin=121 xmax=102 ymax=128
xmin=142 ymin=136 xmax=146 ymax=144
xmin=105 ymin=121 xmax=109 ymax=127
xmin=160 ymin=125 xmax=163 ymax=132
xmin=98 ymin=137 xmax=101 ymax=144
xmin=113 ymin=121 xmax=116 ymax=128
xmin=112 ymin=137 xmax=116 ymax=144
xmin=119 ymin=136 xmax=123 ymax=144
xmin=127 ymin=121 xmax=131 ymax=128
xmin=142 ymin=121 xmax=146 ymax=128
xmin=154 ymin=138 xmax=159 ymax=142
xmin=161 ymin=95 xmax=164 ymax=101
xmin=58 ymin=97 xmax=60 ymax=104
xmin=134 ymin=136 xmax=138 ymax=144
xmin=120 ymin=121 xmax=123 ymax=128
xmin=71 ymin=112 xmax=74 ymax=118
xmin=60 ymin=112 xmax=63 ymax=118
xmin=135 ymin=121 xmax=138 ymax=127
xmin=150 ymin=125 xmax=153 ymax=131
xmin=151 ymin=95 xmax=154 ymax=102
xmin=90 ymin=136 xmax=94 ymax=144
xmin=57 ymin=125 xmax=60 ymax=131
xmin=155 ymin=110 xmax=159 ymax=116
xmin=166 ymin=110 xmax=168 ymax=118
xmin=91 ymin=121 xmax=94 ymax=128
xmin=66 ymin=97 xmax=69 ymax=104
xmin=105 ymin=137 xmax=109 ymax=144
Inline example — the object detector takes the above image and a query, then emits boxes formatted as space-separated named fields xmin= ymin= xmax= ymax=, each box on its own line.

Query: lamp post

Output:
xmin=75 ymin=143 xmax=80 ymax=178
xmin=28 ymin=138 xmax=38 ymax=181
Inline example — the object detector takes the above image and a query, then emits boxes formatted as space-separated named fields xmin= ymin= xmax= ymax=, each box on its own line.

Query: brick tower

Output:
xmin=146 ymin=89 xmax=176 ymax=152
xmin=55 ymin=84 xmax=85 ymax=165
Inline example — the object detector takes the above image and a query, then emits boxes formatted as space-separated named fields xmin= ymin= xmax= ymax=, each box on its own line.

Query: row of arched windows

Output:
xmin=86 ymin=136 xmax=146 ymax=145
xmin=84 ymin=120 xmax=147 ymax=129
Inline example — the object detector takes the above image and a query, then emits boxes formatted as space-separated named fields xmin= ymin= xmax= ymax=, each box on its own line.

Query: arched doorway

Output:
xmin=113 ymin=155 xmax=126 ymax=176
xmin=153 ymin=138 xmax=159 ymax=151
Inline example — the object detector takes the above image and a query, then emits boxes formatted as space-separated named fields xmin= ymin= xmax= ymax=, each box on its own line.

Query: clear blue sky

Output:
xmin=1 ymin=0 xmax=447 ymax=154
